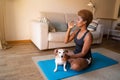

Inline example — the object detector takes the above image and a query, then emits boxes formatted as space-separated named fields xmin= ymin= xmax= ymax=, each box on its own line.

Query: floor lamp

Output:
xmin=87 ymin=0 xmax=96 ymax=15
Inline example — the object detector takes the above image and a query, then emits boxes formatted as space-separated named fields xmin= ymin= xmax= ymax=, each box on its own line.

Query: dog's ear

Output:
xmin=54 ymin=49 xmax=58 ymax=56
xmin=64 ymin=49 xmax=68 ymax=53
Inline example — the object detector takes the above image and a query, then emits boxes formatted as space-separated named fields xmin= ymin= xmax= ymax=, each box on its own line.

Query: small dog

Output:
xmin=54 ymin=49 xmax=68 ymax=72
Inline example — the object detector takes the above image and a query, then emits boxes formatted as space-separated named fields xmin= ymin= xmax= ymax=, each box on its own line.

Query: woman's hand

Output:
xmin=65 ymin=51 xmax=74 ymax=57
xmin=68 ymin=21 xmax=75 ymax=29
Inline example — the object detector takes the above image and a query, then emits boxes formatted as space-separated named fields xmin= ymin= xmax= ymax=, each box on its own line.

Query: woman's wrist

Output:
xmin=67 ymin=28 xmax=72 ymax=31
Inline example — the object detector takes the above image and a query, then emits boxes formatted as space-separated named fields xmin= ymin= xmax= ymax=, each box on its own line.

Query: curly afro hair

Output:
xmin=78 ymin=9 xmax=93 ymax=27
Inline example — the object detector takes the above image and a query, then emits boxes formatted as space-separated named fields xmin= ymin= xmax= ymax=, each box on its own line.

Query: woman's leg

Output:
xmin=66 ymin=49 xmax=90 ymax=71
xmin=69 ymin=58 xmax=89 ymax=71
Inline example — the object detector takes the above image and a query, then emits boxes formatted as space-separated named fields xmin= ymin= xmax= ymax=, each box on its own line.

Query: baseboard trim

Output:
xmin=7 ymin=40 xmax=32 ymax=44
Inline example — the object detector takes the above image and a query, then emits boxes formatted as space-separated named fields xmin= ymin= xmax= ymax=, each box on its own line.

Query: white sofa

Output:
xmin=30 ymin=12 xmax=104 ymax=50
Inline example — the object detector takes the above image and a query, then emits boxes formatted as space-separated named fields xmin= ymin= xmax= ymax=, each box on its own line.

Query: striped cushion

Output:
xmin=87 ymin=20 xmax=98 ymax=31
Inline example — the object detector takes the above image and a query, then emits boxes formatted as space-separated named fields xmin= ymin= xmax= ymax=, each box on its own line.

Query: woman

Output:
xmin=64 ymin=9 xmax=93 ymax=71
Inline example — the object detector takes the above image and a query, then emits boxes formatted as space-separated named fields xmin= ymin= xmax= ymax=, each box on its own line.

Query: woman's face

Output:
xmin=76 ymin=16 xmax=86 ymax=27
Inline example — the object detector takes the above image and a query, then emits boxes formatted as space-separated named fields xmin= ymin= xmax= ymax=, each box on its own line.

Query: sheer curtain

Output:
xmin=0 ymin=0 xmax=8 ymax=49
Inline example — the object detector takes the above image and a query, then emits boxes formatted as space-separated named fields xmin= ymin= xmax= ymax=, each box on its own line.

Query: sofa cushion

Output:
xmin=45 ymin=12 xmax=67 ymax=32
xmin=48 ymin=32 xmax=66 ymax=42
xmin=49 ymin=24 xmax=56 ymax=32
xmin=65 ymin=13 xmax=78 ymax=23
xmin=87 ymin=20 xmax=99 ymax=31
xmin=36 ymin=17 xmax=56 ymax=32
xmin=49 ymin=22 xmax=67 ymax=32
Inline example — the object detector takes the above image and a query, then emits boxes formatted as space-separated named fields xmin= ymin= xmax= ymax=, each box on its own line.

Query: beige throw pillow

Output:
xmin=49 ymin=25 xmax=56 ymax=32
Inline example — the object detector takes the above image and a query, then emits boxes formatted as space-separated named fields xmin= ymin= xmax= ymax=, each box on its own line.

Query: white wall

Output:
xmin=95 ymin=0 xmax=116 ymax=19
xmin=0 ymin=0 xmax=6 ymax=42
xmin=0 ymin=0 xmax=5 ymax=49
xmin=4 ymin=0 xmax=119 ymax=41
xmin=5 ymin=0 xmax=91 ymax=41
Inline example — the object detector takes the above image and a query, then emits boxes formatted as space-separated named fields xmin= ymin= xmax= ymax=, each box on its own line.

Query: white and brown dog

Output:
xmin=54 ymin=49 xmax=69 ymax=72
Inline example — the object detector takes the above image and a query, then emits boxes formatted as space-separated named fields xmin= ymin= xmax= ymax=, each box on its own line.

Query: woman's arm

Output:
xmin=69 ymin=32 xmax=93 ymax=58
xmin=64 ymin=22 xmax=78 ymax=44
xmin=64 ymin=29 xmax=77 ymax=43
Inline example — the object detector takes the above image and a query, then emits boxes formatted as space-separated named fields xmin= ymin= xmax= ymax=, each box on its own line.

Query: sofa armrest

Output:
xmin=96 ymin=24 xmax=104 ymax=34
xmin=97 ymin=24 xmax=104 ymax=40
xmin=30 ymin=21 xmax=49 ymax=50
xmin=91 ymin=24 xmax=104 ymax=44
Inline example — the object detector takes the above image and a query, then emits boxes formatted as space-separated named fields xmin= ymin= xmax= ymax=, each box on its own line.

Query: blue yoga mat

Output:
xmin=37 ymin=52 xmax=118 ymax=80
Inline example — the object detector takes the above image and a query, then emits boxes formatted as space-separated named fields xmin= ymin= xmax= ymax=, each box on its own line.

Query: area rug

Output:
xmin=32 ymin=48 xmax=120 ymax=80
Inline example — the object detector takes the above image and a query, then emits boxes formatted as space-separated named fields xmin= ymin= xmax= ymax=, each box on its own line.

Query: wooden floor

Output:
xmin=92 ymin=38 xmax=120 ymax=53
xmin=0 ymin=38 xmax=119 ymax=80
